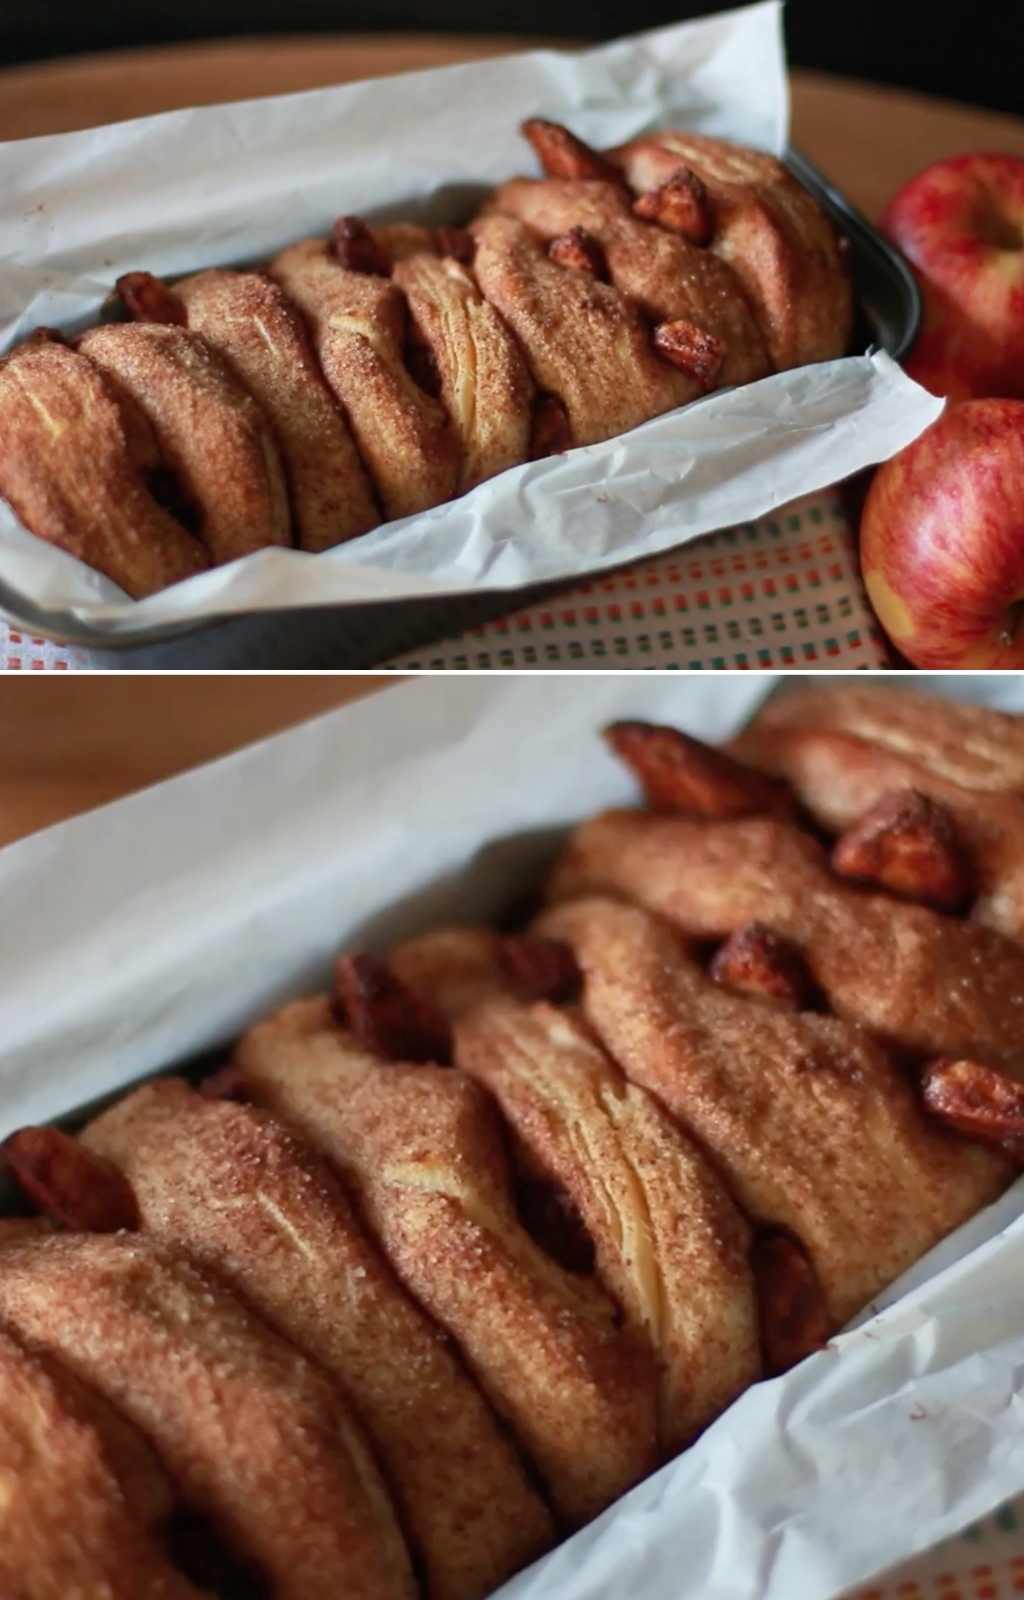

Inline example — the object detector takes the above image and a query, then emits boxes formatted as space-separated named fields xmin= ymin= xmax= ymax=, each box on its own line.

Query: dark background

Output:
xmin=4 ymin=2 xmax=1022 ymax=114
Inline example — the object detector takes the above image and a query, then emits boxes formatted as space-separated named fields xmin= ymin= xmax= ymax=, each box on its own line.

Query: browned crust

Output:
xmin=537 ymin=896 xmax=1010 ymax=1328
xmin=269 ymin=236 xmax=459 ymax=519
xmin=454 ymin=997 xmax=761 ymax=1450
xmin=546 ymin=808 xmax=1024 ymax=1074
xmin=389 ymin=925 xmax=579 ymax=1018
xmin=469 ymin=213 xmax=697 ymax=446
xmin=77 ymin=322 xmax=292 ymax=564
xmin=0 ymin=340 xmax=208 ymax=597
xmin=392 ymin=252 xmax=534 ymax=492
xmin=608 ymin=131 xmax=853 ymax=370
xmin=0 ymin=1232 xmax=416 ymax=1600
xmin=483 ymin=178 xmax=770 ymax=388
xmin=84 ymin=1078 xmax=553 ymax=1600
xmin=0 ymin=1327 xmax=205 ymax=1600
xmin=173 ymin=268 xmax=379 ymax=550
xmin=234 ymin=994 xmax=659 ymax=1528
xmin=604 ymin=718 xmax=793 ymax=818
xmin=734 ymin=684 xmax=1024 ymax=941
xmin=830 ymin=790 xmax=973 ymax=913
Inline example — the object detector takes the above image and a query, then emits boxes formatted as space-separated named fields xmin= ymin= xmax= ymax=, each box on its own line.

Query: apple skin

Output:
xmin=860 ymin=398 xmax=1024 ymax=668
xmin=882 ymin=153 xmax=1024 ymax=401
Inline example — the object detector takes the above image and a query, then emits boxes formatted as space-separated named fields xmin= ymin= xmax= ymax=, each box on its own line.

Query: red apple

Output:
xmin=882 ymin=153 xmax=1024 ymax=401
xmin=860 ymin=398 xmax=1024 ymax=668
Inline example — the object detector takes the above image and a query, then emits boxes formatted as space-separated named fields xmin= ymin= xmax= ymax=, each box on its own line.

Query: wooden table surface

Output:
xmin=0 ymin=677 xmax=396 ymax=847
xmin=1 ymin=36 xmax=1023 ymax=844
xmin=3 ymin=33 xmax=1024 ymax=217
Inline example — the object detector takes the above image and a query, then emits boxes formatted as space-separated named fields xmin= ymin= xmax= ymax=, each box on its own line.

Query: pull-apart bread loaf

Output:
xmin=0 ymin=118 xmax=851 ymax=595
xmin=6 ymin=691 xmax=1012 ymax=1600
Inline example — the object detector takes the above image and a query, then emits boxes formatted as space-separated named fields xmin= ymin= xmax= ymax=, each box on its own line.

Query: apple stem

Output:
xmin=999 ymin=601 xmax=1024 ymax=648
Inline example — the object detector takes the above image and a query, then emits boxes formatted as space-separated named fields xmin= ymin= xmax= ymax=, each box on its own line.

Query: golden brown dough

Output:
xmin=537 ymin=896 xmax=1010 ymax=1326
xmin=734 ymin=684 xmax=1024 ymax=941
xmin=0 ymin=339 xmax=207 ymax=597
xmin=389 ymin=925 xmax=581 ymax=1020
xmin=391 ymin=926 xmax=512 ymax=1018
xmin=171 ymin=268 xmax=380 ymax=551
xmin=269 ymin=236 xmax=459 ymax=519
xmin=78 ymin=322 xmax=292 ymax=565
xmin=374 ymin=222 xmax=442 ymax=263
xmin=609 ymin=131 xmax=852 ymax=370
xmin=235 ymin=994 xmax=659 ymax=1527
xmin=84 ymin=1078 xmax=553 ymax=1600
xmin=0 ymin=1232 xmax=415 ymax=1600
xmin=483 ymin=177 xmax=770 ymax=387
xmin=470 ymin=213 xmax=698 ymax=446
xmin=454 ymin=996 xmax=761 ymax=1451
xmin=392 ymin=923 xmax=758 ymax=1444
xmin=0 ymin=1327 xmax=206 ymax=1600
xmin=392 ymin=252 xmax=534 ymax=490
xmin=547 ymin=808 xmax=1024 ymax=1074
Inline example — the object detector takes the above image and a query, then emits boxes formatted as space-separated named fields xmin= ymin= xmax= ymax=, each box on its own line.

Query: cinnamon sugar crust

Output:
xmin=173 ymin=268 xmax=379 ymax=550
xmin=392 ymin=252 xmax=534 ymax=492
xmin=735 ymin=684 xmax=1024 ymax=940
xmin=235 ymin=994 xmax=659 ymax=1528
xmin=470 ymin=213 xmax=698 ymax=446
xmin=484 ymin=177 xmax=770 ymax=387
xmin=537 ymin=896 xmax=1009 ymax=1327
xmin=390 ymin=926 xmax=513 ymax=1019
xmin=0 ymin=1327 xmax=205 ymax=1600
xmin=609 ymin=131 xmax=852 ymax=370
xmin=454 ymin=997 xmax=761 ymax=1451
xmin=269 ymin=236 xmax=459 ymax=519
xmin=0 ymin=1232 xmax=415 ymax=1600
xmin=85 ymin=1078 xmax=553 ymax=1600
xmin=547 ymin=809 xmax=1024 ymax=1073
xmin=0 ymin=339 xmax=208 ymax=597
xmin=78 ymin=322 xmax=292 ymax=565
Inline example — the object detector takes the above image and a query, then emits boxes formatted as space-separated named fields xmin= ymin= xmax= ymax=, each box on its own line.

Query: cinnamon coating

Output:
xmin=547 ymin=808 xmax=1024 ymax=1074
xmin=390 ymin=926 xmax=580 ymax=1017
xmin=454 ymin=997 xmax=761 ymax=1451
xmin=84 ymin=1078 xmax=553 ymax=1600
xmin=391 ymin=927 xmax=757 ymax=1444
xmin=0 ymin=1232 xmax=416 ymax=1600
xmin=484 ymin=178 xmax=770 ymax=387
xmin=392 ymin=252 xmax=534 ymax=491
xmin=470 ymin=213 xmax=698 ymax=447
xmin=733 ymin=683 xmax=1024 ymax=941
xmin=166 ymin=268 xmax=380 ymax=550
xmin=3 ymin=124 xmax=851 ymax=595
xmin=269 ymin=236 xmax=459 ymax=519
xmin=830 ymin=789 xmax=973 ymax=913
xmin=0 ymin=1327 xmax=207 ymax=1600
xmin=234 ymin=994 xmax=660 ymax=1528
xmin=608 ymin=131 xmax=853 ymax=370
xmin=537 ymin=896 xmax=1010 ymax=1327
xmin=632 ymin=167 xmax=712 ymax=245
xmin=78 ymin=322 xmax=292 ymax=565
xmin=0 ymin=339 xmax=207 ymax=597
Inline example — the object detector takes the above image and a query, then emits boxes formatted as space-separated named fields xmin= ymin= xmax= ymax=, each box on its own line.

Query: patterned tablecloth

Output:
xmin=847 ymin=1498 xmax=1024 ymax=1600
xmin=0 ymin=489 xmax=891 ymax=671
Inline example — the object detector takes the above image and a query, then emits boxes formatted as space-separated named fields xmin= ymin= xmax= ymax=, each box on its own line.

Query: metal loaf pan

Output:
xmin=0 ymin=155 xmax=920 ymax=666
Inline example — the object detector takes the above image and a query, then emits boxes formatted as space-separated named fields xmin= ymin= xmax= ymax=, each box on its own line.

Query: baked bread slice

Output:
xmin=84 ymin=1077 xmax=554 ymax=1600
xmin=734 ymin=683 xmax=1024 ymax=940
xmin=537 ymin=894 xmax=1010 ymax=1327
xmin=547 ymin=807 xmax=1024 ymax=1072
xmin=235 ymin=993 xmax=660 ymax=1528
xmin=0 ymin=1231 xmax=415 ymax=1600
xmin=0 ymin=338 xmax=208 ymax=596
